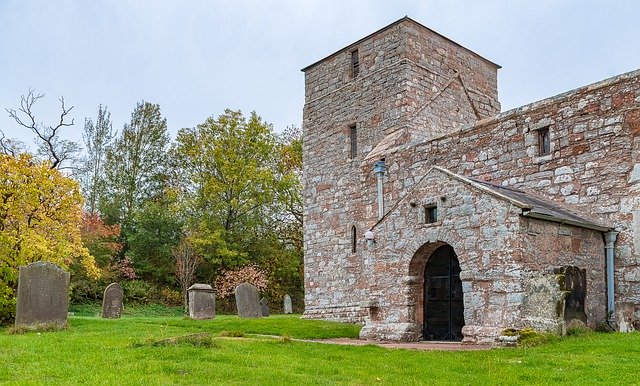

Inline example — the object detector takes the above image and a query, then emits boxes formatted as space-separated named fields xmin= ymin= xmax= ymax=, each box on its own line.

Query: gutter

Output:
xmin=521 ymin=210 xmax=612 ymax=232
xmin=604 ymin=231 xmax=619 ymax=325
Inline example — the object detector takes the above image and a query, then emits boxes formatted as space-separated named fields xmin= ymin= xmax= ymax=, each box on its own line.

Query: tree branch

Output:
xmin=5 ymin=89 xmax=78 ymax=169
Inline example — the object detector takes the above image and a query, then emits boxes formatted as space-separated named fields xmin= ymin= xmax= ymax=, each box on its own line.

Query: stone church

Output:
xmin=301 ymin=17 xmax=640 ymax=344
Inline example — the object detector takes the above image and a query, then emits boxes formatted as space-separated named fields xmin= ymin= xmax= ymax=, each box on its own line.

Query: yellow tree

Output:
xmin=0 ymin=154 xmax=97 ymax=322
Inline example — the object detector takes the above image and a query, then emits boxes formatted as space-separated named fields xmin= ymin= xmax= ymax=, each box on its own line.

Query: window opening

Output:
xmin=351 ymin=49 xmax=360 ymax=78
xmin=424 ymin=205 xmax=438 ymax=224
xmin=538 ymin=127 xmax=550 ymax=156
xmin=351 ymin=225 xmax=357 ymax=253
xmin=349 ymin=124 xmax=357 ymax=158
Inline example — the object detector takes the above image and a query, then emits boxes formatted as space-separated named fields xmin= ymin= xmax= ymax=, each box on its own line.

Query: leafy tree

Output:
xmin=69 ymin=212 xmax=123 ymax=304
xmin=173 ymin=109 xmax=281 ymax=270
xmin=173 ymin=110 xmax=304 ymax=305
xmin=0 ymin=153 xmax=97 ymax=322
xmin=273 ymin=126 xmax=303 ymax=261
xmin=79 ymin=212 xmax=122 ymax=268
xmin=102 ymin=101 xmax=169 ymax=224
xmin=126 ymin=198 xmax=182 ymax=286
xmin=80 ymin=105 xmax=115 ymax=214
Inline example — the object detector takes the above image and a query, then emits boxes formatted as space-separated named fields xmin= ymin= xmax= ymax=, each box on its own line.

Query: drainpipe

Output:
xmin=604 ymin=230 xmax=618 ymax=325
xmin=373 ymin=159 xmax=386 ymax=220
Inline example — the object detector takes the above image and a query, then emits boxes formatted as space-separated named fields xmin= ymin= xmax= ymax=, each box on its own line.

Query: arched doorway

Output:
xmin=423 ymin=245 xmax=464 ymax=341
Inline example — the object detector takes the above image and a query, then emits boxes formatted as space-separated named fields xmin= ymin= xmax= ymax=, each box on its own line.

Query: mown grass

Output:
xmin=70 ymin=302 xmax=185 ymax=317
xmin=1 ymin=315 xmax=640 ymax=385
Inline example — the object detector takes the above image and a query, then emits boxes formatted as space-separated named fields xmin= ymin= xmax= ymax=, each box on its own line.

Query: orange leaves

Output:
xmin=214 ymin=265 xmax=268 ymax=298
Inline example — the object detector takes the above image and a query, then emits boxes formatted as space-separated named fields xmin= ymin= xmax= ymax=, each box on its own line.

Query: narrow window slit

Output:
xmin=351 ymin=225 xmax=357 ymax=253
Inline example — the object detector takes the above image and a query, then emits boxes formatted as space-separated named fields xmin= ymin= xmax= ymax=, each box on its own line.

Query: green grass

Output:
xmin=1 ymin=315 xmax=640 ymax=384
xmin=70 ymin=302 xmax=185 ymax=317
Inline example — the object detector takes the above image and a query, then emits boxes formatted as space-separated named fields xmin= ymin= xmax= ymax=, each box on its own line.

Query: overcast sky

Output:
xmin=1 ymin=0 xmax=639 ymax=150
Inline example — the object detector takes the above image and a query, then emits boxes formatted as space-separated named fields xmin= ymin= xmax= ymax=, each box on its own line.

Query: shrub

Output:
xmin=69 ymin=278 xmax=105 ymax=304
xmin=121 ymin=280 xmax=154 ymax=303
xmin=215 ymin=265 xmax=268 ymax=298
xmin=160 ymin=288 xmax=183 ymax=306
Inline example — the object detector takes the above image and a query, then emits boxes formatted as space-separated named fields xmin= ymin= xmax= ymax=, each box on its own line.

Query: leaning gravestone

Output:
xmin=283 ymin=294 xmax=293 ymax=314
xmin=15 ymin=262 xmax=70 ymax=329
xmin=188 ymin=283 xmax=216 ymax=319
xmin=101 ymin=283 xmax=124 ymax=318
xmin=234 ymin=283 xmax=262 ymax=318
xmin=260 ymin=297 xmax=270 ymax=317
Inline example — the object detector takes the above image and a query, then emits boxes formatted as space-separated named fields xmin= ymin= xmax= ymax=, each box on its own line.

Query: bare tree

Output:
xmin=5 ymin=88 xmax=79 ymax=169
xmin=0 ymin=131 xmax=24 ymax=157
xmin=173 ymin=237 xmax=200 ymax=313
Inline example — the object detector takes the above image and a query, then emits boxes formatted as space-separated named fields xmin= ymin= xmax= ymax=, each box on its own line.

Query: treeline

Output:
xmin=0 ymin=92 xmax=302 ymax=322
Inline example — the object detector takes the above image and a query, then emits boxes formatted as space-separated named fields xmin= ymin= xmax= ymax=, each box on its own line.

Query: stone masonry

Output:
xmin=302 ymin=17 xmax=639 ymax=343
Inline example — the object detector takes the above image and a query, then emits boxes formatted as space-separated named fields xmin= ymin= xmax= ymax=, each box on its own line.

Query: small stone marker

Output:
xmin=101 ymin=283 xmax=124 ymax=319
xmin=15 ymin=261 xmax=70 ymax=329
xmin=234 ymin=283 xmax=262 ymax=318
xmin=188 ymin=283 xmax=216 ymax=319
xmin=260 ymin=297 xmax=270 ymax=317
xmin=283 ymin=294 xmax=293 ymax=314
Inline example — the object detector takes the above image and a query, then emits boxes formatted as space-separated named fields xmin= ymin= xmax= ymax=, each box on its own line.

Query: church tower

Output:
xmin=301 ymin=17 xmax=501 ymax=322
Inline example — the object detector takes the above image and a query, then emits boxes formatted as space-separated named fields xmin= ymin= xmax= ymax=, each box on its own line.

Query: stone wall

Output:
xmin=303 ymin=17 xmax=500 ymax=323
xmin=358 ymin=168 xmax=525 ymax=341
xmin=518 ymin=218 xmax=606 ymax=331
xmin=356 ymin=168 xmax=606 ymax=343
xmin=303 ymin=16 xmax=640 ymax=336
xmin=372 ymin=69 xmax=640 ymax=324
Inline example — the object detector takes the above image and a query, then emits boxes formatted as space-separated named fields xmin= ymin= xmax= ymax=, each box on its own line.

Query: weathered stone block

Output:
xmin=15 ymin=262 xmax=69 ymax=329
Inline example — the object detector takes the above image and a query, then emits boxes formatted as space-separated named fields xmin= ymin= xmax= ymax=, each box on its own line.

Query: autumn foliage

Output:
xmin=80 ymin=212 xmax=122 ymax=267
xmin=214 ymin=265 xmax=268 ymax=298
xmin=0 ymin=154 xmax=98 ymax=322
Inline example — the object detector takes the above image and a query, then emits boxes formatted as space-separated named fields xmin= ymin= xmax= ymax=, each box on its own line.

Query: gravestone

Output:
xmin=283 ymin=294 xmax=293 ymax=314
xmin=101 ymin=283 xmax=124 ymax=318
xmin=188 ymin=283 xmax=216 ymax=319
xmin=234 ymin=283 xmax=262 ymax=318
xmin=15 ymin=262 xmax=70 ymax=329
xmin=260 ymin=297 xmax=270 ymax=317
xmin=558 ymin=266 xmax=588 ymax=323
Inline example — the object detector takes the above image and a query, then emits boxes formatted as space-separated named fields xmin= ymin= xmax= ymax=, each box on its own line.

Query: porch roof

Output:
xmin=435 ymin=167 xmax=613 ymax=232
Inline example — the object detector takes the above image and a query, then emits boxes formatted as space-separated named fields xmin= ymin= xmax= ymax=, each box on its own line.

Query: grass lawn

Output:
xmin=1 ymin=314 xmax=640 ymax=385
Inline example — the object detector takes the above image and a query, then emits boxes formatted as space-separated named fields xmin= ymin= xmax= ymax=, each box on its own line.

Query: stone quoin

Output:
xmin=301 ymin=17 xmax=640 ymax=343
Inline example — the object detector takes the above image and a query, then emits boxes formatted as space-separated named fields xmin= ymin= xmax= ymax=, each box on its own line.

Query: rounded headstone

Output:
xmin=101 ymin=283 xmax=124 ymax=319
xmin=234 ymin=283 xmax=262 ymax=318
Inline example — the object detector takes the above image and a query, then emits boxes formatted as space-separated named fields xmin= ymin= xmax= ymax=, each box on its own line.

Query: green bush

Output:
xmin=121 ymin=280 xmax=155 ymax=303
xmin=160 ymin=288 xmax=183 ymax=307
xmin=70 ymin=278 xmax=105 ymax=304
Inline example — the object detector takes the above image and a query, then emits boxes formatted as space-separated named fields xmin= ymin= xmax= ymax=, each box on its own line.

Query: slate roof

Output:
xmin=460 ymin=173 xmax=612 ymax=232
xmin=370 ymin=166 xmax=612 ymax=232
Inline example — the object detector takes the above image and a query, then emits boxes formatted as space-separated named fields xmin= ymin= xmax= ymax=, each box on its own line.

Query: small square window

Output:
xmin=538 ymin=127 xmax=550 ymax=156
xmin=424 ymin=205 xmax=438 ymax=224
xmin=351 ymin=49 xmax=359 ymax=78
